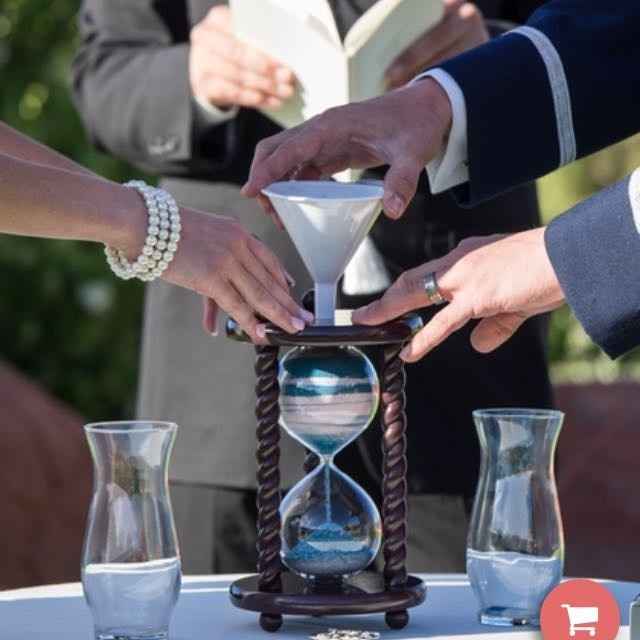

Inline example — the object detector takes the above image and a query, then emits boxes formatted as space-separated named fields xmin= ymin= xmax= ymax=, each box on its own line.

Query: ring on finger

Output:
xmin=424 ymin=271 xmax=446 ymax=305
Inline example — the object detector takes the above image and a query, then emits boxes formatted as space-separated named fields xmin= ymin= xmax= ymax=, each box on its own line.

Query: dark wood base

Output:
xmin=229 ymin=571 xmax=426 ymax=632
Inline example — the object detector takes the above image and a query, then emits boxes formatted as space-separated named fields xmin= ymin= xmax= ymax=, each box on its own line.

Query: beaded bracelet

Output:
xmin=105 ymin=180 xmax=182 ymax=282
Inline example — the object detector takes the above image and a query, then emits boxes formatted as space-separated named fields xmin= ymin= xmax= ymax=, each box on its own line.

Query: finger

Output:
xmin=201 ymin=296 xmax=220 ymax=335
xmin=200 ymin=56 xmax=294 ymax=100
xmin=353 ymin=254 xmax=459 ymax=325
xmin=200 ymin=75 xmax=280 ymax=109
xmin=230 ymin=262 xmax=306 ymax=334
xmin=400 ymin=301 xmax=470 ymax=361
xmin=245 ymin=131 xmax=323 ymax=197
xmin=242 ymin=129 xmax=300 ymax=196
xmin=245 ymin=238 xmax=314 ymax=323
xmin=204 ymin=5 xmax=233 ymax=31
xmin=385 ymin=3 xmax=470 ymax=87
xmin=470 ymin=312 xmax=527 ymax=353
xmin=382 ymin=160 xmax=422 ymax=218
xmin=203 ymin=26 xmax=291 ymax=83
xmin=242 ymin=254 xmax=313 ymax=325
xmin=212 ymin=280 xmax=262 ymax=342
xmin=353 ymin=276 xmax=425 ymax=326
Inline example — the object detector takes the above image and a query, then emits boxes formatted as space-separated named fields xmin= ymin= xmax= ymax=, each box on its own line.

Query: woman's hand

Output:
xmin=385 ymin=0 xmax=490 ymax=89
xmin=352 ymin=229 xmax=565 ymax=361
xmin=189 ymin=6 xmax=295 ymax=110
xmin=160 ymin=208 xmax=312 ymax=342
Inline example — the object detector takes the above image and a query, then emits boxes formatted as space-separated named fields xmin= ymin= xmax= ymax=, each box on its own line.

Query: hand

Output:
xmin=160 ymin=208 xmax=313 ymax=343
xmin=242 ymin=79 xmax=453 ymax=220
xmin=386 ymin=0 xmax=489 ymax=89
xmin=189 ymin=6 xmax=296 ymax=110
xmin=352 ymin=229 xmax=565 ymax=361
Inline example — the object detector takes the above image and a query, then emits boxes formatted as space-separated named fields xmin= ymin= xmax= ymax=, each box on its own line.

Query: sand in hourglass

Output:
xmin=279 ymin=346 xmax=382 ymax=578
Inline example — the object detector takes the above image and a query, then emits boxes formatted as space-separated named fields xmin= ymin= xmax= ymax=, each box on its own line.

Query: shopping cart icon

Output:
xmin=562 ymin=604 xmax=599 ymax=636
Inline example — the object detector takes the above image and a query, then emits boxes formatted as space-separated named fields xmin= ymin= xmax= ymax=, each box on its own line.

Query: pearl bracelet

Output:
xmin=105 ymin=180 xmax=182 ymax=282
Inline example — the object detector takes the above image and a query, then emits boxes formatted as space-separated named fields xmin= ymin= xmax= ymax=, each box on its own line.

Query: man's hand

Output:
xmin=352 ymin=229 xmax=565 ymax=361
xmin=160 ymin=208 xmax=313 ymax=343
xmin=242 ymin=79 xmax=453 ymax=219
xmin=386 ymin=0 xmax=489 ymax=89
xmin=189 ymin=6 xmax=295 ymax=110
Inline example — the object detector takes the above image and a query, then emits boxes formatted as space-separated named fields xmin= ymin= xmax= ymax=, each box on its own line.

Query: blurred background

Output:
xmin=1 ymin=0 xmax=638 ymax=589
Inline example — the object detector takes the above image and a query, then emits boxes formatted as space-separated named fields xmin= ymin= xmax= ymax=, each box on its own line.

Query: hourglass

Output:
xmin=227 ymin=181 xmax=426 ymax=632
xmin=279 ymin=345 xmax=382 ymax=580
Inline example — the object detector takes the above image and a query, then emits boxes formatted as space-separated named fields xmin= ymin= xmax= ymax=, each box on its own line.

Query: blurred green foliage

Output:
xmin=0 ymin=0 xmax=639 ymax=423
xmin=0 ymin=0 xmax=144 ymax=420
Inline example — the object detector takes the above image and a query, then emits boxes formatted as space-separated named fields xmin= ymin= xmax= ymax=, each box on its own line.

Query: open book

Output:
xmin=230 ymin=0 xmax=444 ymax=129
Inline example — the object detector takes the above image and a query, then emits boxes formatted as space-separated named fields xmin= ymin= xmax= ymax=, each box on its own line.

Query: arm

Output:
xmin=439 ymin=0 xmax=640 ymax=204
xmin=0 ymin=134 xmax=312 ymax=340
xmin=352 ymin=169 xmax=640 ymax=361
xmin=244 ymin=0 xmax=640 ymax=215
xmin=0 ymin=122 xmax=91 ymax=175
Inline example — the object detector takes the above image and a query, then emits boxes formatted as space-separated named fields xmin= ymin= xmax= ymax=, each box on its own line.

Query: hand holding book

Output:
xmin=385 ymin=0 xmax=489 ymax=89
xmin=190 ymin=5 xmax=296 ymax=111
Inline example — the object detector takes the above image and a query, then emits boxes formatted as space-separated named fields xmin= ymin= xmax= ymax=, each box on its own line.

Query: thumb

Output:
xmin=383 ymin=160 xmax=421 ymax=219
xmin=202 ymin=296 xmax=220 ymax=336
xmin=470 ymin=312 xmax=527 ymax=353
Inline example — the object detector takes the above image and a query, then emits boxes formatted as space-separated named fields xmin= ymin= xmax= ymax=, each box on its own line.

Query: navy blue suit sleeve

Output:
xmin=545 ymin=173 xmax=640 ymax=359
xmin=438 ymin=0 xmax=640 ymax=205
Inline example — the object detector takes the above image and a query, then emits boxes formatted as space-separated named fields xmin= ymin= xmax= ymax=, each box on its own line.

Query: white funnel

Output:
xmin=263 ymin=180 xmax=384 ymax=325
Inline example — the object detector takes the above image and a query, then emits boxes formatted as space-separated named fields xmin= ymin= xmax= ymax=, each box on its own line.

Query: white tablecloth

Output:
xmin=0 ymin=574 xmax=637 ymax=640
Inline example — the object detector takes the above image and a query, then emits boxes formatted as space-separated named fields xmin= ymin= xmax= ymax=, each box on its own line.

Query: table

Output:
xmin=0 ymin=574 xmax=637 ymax=640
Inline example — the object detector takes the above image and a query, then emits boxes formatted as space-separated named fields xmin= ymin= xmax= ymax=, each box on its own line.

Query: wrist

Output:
xmin=102 ymin=185 xmax=148 ymax=260
xmin=411 ymin=77 xmax=453 ymax=147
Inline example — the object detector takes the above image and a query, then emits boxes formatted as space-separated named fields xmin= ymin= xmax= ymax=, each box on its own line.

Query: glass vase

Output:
xmin=467 ymin=409 xmax=564 ymax=627
xmin=81 ymin=421 xmax=181 ymax=640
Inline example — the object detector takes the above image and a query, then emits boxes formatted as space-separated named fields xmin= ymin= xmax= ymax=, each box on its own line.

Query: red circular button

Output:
xmin=541 ymin=579 xmax=620 ymax=640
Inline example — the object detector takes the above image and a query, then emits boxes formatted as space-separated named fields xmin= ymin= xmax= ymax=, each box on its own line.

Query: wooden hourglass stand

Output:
xmin=226 ymin=313 xmax=426 ymax=633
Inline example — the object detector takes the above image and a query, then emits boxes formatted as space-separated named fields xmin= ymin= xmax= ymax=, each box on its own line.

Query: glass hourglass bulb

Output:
xmin=278 ymin=346 xmax=382 ymax=580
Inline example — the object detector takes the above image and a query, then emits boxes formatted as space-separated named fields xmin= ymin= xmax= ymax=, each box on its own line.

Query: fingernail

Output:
xmin=265 ymin=97 xmax=283 ymax=109
xmin=277 ymin=83 xmax=294 ymax=98
xmin=275 ymin=67 xmax=293 ymax=82
xmin=400 ymin=346 xmax=411 ymax=360
xmin=256 ymin=324 xmax=267 ymax=339
xmin=210 ymin=329 xmax=219 ymax=338
xmin=301 ymin=309 xmax=314 ymax=323
xmin=387 ymin=193 xmax=405 ymax=218
xmin=292 ymin=317 xmax=305 ymax=331
xmin=285 ymin=271 xmax=296 ymax=287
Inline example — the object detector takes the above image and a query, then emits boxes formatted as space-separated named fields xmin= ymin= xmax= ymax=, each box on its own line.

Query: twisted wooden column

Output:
xmin=254 ymin=345 xmax=283 ymax=632
xmin=380 ymin=343 xmax=409 ymax=629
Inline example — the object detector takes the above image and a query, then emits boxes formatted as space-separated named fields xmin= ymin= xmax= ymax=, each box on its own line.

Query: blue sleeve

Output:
xmin=438 ymin=0 xmax=640 ymax=205
xmin=545 ymin=172 xmax=640 ymax=359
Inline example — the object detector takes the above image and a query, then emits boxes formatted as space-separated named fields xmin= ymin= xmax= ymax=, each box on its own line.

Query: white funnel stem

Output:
xmin=315 ymin=282 xmax=338 ymax=326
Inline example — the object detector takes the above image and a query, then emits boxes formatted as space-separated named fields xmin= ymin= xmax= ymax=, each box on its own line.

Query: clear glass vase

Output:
xmin=81 ymin=421 xmax=181 ymax=640
xmin=467 ymin=409 xmax=564 ymax=627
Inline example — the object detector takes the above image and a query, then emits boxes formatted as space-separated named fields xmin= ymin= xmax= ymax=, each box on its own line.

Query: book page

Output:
xmin=346 ymin=0 xmax=444 ymax=103
xmin=230 ymin=0 xmax=348 ymax=129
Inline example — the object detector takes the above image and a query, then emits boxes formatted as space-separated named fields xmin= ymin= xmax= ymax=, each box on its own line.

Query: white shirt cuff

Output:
xmin=193 ymin=95 xmax=239 ymax=124
xmin=411 ymin=68 xmax=469 ymax=194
